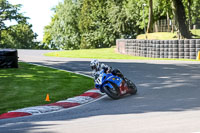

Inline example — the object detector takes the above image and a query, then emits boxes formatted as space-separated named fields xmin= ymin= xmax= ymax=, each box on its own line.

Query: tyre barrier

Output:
xmin=116 ymin=39 xmax=200 ymax=60
xmin=0 ymin=49 xmax=18 ymax=68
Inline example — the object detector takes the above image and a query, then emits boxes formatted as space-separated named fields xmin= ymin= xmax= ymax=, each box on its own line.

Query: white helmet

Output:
xmin=90 ymin=59 xmax=100 ymax=71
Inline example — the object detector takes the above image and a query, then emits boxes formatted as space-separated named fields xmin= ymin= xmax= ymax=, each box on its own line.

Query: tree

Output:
xmin=42 ymin=25 xmax=56 ymax=49
xmin=172 ymin=0 xmax=191 ymax=38
xmin=46 ymin=0 xmax=145 ymax=49
xmin=79 ymin=0 xmax=114 ymax=48
xmin=43 ymin=0 xmax=82 ymax=50
xmin=0 ymin=0 xmax=25 ymax=44
xmin=125 ymin=0 xmax=149 ymax=34
xmin=186 ymin=0 xmax=200 ymax=29
xmin=1 ymin=19 xmax=38 ymax=49
xmin=79 ymin=0 xmax=142 ymax=49
xmin=46 ymin=0 xmax=200 ymax=49
xmin=0 ymin=0 xmax=38 ymax=48
xmin=187 ymin=0 xmax=192 ymax=29
xmin=147 ymin=0 xmax=154 ymax=33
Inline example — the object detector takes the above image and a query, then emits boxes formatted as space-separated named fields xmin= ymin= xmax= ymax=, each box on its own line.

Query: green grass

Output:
xmin=137 ymin=32 xmax=178 ymax=40
xmin=45 ymin=48 xmax=144 ymax=59
xmin=137 ymin=30 xmax=200 ymax=40
xmin=191 ymin=29 xmax=200 ymax=38
xmin=45 ymin=48 xmax=196 ymax=61
xmin=0 ymin=62 xmax=94 ymax=114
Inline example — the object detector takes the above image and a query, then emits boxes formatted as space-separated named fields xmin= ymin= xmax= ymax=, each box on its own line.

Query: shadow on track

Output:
xmin=1 ymin=60 xmax=200 ymax=133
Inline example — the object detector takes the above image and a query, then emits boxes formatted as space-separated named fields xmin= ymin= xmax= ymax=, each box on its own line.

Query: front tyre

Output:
xmin=103 ymin=85 xmax=121 ymax=100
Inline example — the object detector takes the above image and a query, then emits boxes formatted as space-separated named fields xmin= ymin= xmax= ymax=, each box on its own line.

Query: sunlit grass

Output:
xmin=191 ymin=29 xmax=200 ymax=38
xmin=45 ymin=48 xmax=144 ymax=59
xmin=137 ymin=32 xmax=178 ymax=40
xmin=0 ymin=62 xmax=94 ymax=114
xmin=45 ymin=48 xmax=196 ymax=61
xmin=137 ymin=30 xmax=200 ymax=40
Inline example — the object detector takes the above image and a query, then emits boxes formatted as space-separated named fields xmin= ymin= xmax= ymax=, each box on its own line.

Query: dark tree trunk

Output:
xmin=147 ymin=0 xmax=153 ymax=33
xmin=0 ymin=29 xmax=1 ymax=46
xmin=187 ymin=0 xmax=192 ymax=30
xmin=172 ymin=0 xmax=191 ymax=39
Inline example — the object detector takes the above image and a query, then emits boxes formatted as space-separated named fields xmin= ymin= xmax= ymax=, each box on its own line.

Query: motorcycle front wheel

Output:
xmin=103 ymin=84 xmax=121 ymax=100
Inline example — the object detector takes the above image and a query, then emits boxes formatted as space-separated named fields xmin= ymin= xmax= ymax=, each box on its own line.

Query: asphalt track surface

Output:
xmin=1 ymin=49 xmax=200 ymax=133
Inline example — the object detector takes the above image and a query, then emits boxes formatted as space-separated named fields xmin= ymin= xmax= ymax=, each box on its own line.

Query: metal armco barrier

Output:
xmin=0 ymin=49 xmax=18 ymax=68
xmin=116 ymin=39 xmax=200 ymax=59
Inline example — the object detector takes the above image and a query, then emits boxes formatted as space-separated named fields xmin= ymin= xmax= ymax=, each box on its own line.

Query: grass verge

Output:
xmin=137 ymin=32 xmax=178 ymax=40
xmin=137 ymin=30 xmax=200 ymax=40
xmin=45 ymin=48 xmax=196 ymax=61
xmin=191 ymin=29 xmax=200 ymax=38
xmin=0 ymin=62 xmax=94 ymax=114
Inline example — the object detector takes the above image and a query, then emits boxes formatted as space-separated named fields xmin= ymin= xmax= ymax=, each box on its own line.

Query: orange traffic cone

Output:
xmin=45 ymin=94 xmax=50 ymax=101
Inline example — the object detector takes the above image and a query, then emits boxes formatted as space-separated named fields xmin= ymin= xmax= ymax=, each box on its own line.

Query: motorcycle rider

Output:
xmin=90 ymin=59 xmax=137 ymax=95
xmin=90 ymin=59 xmax=124 ymax=80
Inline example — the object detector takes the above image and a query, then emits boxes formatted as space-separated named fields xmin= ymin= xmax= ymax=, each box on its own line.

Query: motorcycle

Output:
xmin=95 ymin=70 xmax=137 ymax=100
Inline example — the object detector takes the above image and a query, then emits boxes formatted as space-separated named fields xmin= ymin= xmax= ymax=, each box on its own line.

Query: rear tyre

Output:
xmin=125 ymin=78 xmax=137 ymax=95
xmin=129 ymin=82 xmax=137 ymax=95
xmin=103 ymin=84 xmax=121 ymax=100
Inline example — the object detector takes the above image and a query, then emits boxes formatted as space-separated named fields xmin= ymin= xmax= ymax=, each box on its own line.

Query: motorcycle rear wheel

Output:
xmin=126 ymin=79 xmax=137 ymax=95
xmin=129 ymin=83 xmax=137 ymax=95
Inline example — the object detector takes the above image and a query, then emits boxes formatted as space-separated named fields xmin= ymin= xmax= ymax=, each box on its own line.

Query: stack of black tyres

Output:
xmin=190 ymin=39 xmax=196 ymax=59
xmin=164 ymin=40 xmax=169 ymax=58
xmin=135 ymin=40 xmax=139 ymax=56
xmin=168 ymin=40 xmax=173 ymax=58
xmin=173 ymin=40 xmax=179 ymax=59
xmin=0 ymin=49 xmax=18 ymax=68
xmin=143 ymin=40 xmax=147 ymax=57
xmin=140 ymin=40 xmax=143 ymax=56
xmin=125 ymin=40 xmax=128 ymax=54
xmin=184 ymin=40 xmax=190 ymax=59
xmin=152 ymin=40 xmax=157 ymax=58
xmin=139 ymin=40 xmax=142 ymax=57
xmin=149 ymin=40 xmax=153 ymax=58
xmin=132 ymin=40 xmax=136 ymax=56
xmin=127 ymin=40 xmax=133 ymax=55
xmin=160 ymin=40 xmax=164 ymax=58
xmin=156 ymin=40 xmax=160 ymax=58
xmin=146 ymin=40 xmax=149 ymax=57
xmin=179 ymin=40 xmax=184 ymax=59
xmin=119 ymin=39 xmax=200 ymax=59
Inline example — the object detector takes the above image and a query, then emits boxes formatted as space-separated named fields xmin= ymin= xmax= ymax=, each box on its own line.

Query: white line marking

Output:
xmin=57 ymin=96 xmax=95 ymax=104
xmin=9 ymin=106 xmax=62 ymax=115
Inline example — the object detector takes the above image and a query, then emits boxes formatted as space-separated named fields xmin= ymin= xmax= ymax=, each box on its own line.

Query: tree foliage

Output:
xmin=188 ymin=0 xmax=200 ymax=26
xmin=108 ymin=0 xmax=141 ymax=39
xmin=44 ymin=0 xmax=200 ymax=49
xmin=0 ymin=0 xmax=38 ymax=49
xmin=0 ymin=0 xmax=24 ymax=30
xmin=79 ymin=0 xmax=115 ymax=48
xmin=1 ymin=20 xmax=37 ymax=49
xmin=43 ymin=0 xmax=81 ymax=50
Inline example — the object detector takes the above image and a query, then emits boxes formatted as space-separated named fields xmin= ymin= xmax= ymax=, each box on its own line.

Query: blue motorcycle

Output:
xmin=95 ymin=70 xmax=137 ymax=99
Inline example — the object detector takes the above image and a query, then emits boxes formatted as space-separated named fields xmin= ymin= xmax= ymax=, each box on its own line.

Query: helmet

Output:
xmin=90 ymin=59 xmax=100 ymax=71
